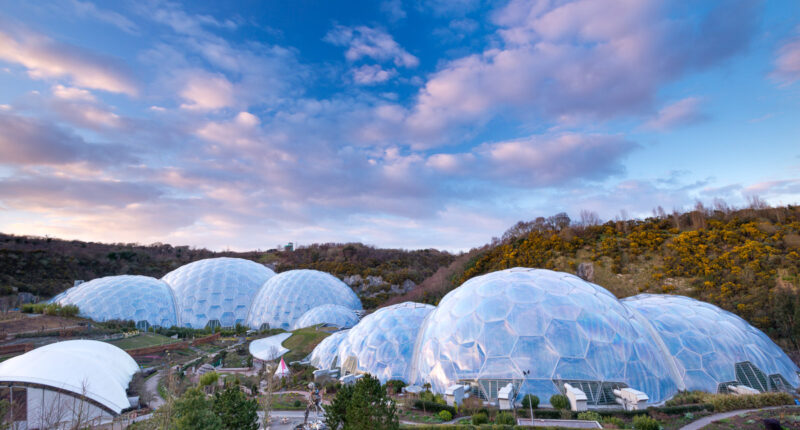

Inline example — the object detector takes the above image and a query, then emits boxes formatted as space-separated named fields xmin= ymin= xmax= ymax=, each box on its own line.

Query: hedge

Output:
xmin=412 ymin=399 xmax=456 ymax=415
xmin=400 ymin=426 xmax=579 ymax=430
xmin=706 ymin=392 xmax=793 ymax=412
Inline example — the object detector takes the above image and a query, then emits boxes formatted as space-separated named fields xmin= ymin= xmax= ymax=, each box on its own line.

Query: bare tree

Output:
xmin=68 ymin=380 xmax=96 ymax=430
xmin=259 ymin=346 xmax=279 ymax=429
xmin=746 ymin=194 xmax=768 ymax=210
xmin=578 ymin=210 xmax=601 ymax=227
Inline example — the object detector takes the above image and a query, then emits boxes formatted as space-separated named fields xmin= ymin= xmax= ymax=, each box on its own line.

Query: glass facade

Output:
xmin=623 ymin=294 xmax=800 ymax=393
xmin=336 ymin=302 xmax=435 ymax=384
xmin=56 ymin=275 xmax=178 ymax=328
xmin=162 ymin=257 xmax=275 ymax=328
xmin=293 ymin=304 xmax=359 ymax=330
xmin=310 ymin=330 xmax=349 ymax=370
xmin=245 ymin=269 xmax=362 ymax=330
xmin=409 ymin=268 xmax=680 ymax=404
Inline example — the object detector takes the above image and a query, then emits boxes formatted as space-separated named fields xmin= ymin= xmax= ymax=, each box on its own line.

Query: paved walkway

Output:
xmin=144 ymin=370 xmax=164 ymax=409
xmin=679 ymin=405 xmax=796 ymax=430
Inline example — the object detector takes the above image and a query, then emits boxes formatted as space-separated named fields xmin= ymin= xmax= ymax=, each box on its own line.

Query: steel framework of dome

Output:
xmin=162 ymin=257 xmax=276 ymax=328
xmin=245 ymin=269 xmax=362 ymax=330
xmin=623 ymin=294 xmax=800 ymax=393
xmin=310 ymin=330 xmax=350 ymax=370
xmin=55 ymin=275 xmax=178 ymax=329
xmin=336 ymin=302 xmax=435 ymax=383
xmin=409 ymin=268 xmax=681 ymax=404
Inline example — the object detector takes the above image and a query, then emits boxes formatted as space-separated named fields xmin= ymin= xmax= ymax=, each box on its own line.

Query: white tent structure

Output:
xmin=277 ymin=358 xmax=290 ymax=379
xmin=0 ymin=340 xmax=139 ymax=428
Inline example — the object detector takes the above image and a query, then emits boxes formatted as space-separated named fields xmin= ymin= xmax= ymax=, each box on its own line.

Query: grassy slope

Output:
xmin=281 ymin=326 xmax=331 ymax=362
xmin=107 ymin=332 xmax=181 ymax=350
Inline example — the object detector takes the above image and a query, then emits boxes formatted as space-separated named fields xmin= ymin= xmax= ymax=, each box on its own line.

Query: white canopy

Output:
xmin=0 ymin=340 xmax=139 ymax=413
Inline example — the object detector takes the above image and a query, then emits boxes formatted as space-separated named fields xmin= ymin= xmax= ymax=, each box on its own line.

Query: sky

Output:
xmin=0 ymin=0 xmax=799 ymax=252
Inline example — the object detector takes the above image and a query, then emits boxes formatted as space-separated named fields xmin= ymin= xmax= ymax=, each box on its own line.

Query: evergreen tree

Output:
xmin=212 ymin=384 xmax=259 ymax=430
xmin=346 ymin=375 xmax=399 ymax=430
xmin=325 ymin=383 xmax=354 ymax=430
xmin=171 ymin=388 xmax=222 ymax=430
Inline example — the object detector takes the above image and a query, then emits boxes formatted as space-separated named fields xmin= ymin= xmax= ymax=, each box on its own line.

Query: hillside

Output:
xmin=391 ymin=204 xmax=800 ymax=356
xmin=0 ymin=234 xmax=454 ymax=308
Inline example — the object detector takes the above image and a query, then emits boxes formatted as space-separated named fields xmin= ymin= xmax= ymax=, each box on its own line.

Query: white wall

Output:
xmin=25 ymin=386 xmax=113 ymax=430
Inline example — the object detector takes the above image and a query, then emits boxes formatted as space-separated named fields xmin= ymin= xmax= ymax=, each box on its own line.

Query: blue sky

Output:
xmin=0 ymin=0 xmax=798 ymax=251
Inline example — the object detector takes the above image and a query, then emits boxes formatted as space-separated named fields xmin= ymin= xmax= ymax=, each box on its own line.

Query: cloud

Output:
xmin=0 ymin=112 xmax=132 ymax=166
xmin=428 ymin=133 xmax=637 ymax=187
xmin=771 ymin=27 xmax=800 ymax=85
xmin=352 ymin=65 xmax=396 ymax=84
xmin=380 ymin=0 xmax=406 ymax=22
xmin=324 ymin=25 xmax=419 ymax=68
xmin=179 ymin=71 xmax=235 ymax=111
xmin=643 ymin=97 xmax=708 ymax=131
xmin=0 ymin=24 xmax=138 ymax=95
xmin=0 ymin=176 xmax=160 ymax=210
xmin=70 ymin=0 xmax=139 ymax=34
xmin=47 ymin=85 xmax=124 ymax=130
xmin=407 ymin=0 xmax=759 ymax=137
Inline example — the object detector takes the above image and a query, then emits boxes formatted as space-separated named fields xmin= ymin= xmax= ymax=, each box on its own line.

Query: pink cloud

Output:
xmin=772 ymin=28 xmax=800 ymax=85
xmin=325 ymin=25 xmax=419 ymax=68
xmin=0 ymin=26 xmax=138 ymax=95
xmin=643 ymin=97 xmax=708 ymax=131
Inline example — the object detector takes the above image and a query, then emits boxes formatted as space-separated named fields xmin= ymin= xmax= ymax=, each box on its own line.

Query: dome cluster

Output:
xmin=55 ymin=258 xmax=362 ymax=330
xmin=311 ymin=268 xmax=799 ymax=406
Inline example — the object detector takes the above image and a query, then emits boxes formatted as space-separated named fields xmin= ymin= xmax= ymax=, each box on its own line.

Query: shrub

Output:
xmin=384 ymin=379 xmax=407 ymax=394
xmin=412 ymin=400 xmax=456 ymax=415
xmin=664 ymin=390 xmax=707 ymax=407
xmin=549 ymin=394 xmax=569 ymax=410
xmin=577 ymin=411 xmax=601 ymax=421
xmin=438 ymin=410 xmax=452 ymax=421
xmin=472 ymin=412 xmax=488 ymax=425
xmin=560 ymin=409 xmax=574 ymax=420
xmin=706 ymin=392 xmax=793 ymax=412
xmin=495 ymin=411 xmax=514 ymax=425
xmin=521 ymin=394 xmax=539 ymax=409
xmin=602 ymin=416 xmax=625 ymax=428
xmin=293 ymin=399 xmax=302 ymax=407
xmin=632 ymin=415 xmax=660 ymax=430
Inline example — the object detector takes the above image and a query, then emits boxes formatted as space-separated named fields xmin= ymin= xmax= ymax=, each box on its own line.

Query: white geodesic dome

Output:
xmin=336 ymin=302 xmax=435 ymax=384
xmin=623 ymin=294 xmax=800 ymax=393
xmin=410 ymin=268 xmax=681 ymax=404
xmin=55 ymin=275 xmax=178 ymax=328
xmin=292 ymin=304 xmax=359 ymax=330
xmin=310 ymin=330 xmax=349 ymax=369
xmin=245 ymin=269 xmax=362 ymax=330
xmin=162 ymin=257 xmax=275 ymax=328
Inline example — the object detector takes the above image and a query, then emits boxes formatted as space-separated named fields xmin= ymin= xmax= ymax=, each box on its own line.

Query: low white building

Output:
xmin=0 ymin=340 xmax=139 ymax=429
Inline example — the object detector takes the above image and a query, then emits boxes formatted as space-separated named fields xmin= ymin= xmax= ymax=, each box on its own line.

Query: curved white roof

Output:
xmin=0 ymin=340 xmax=139 ymax=413
xmin=249 ymin=333 xmax=292 ymax=361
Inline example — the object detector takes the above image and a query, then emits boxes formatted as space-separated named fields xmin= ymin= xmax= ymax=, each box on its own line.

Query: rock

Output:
xmin=343 ymin=275 xmax=363 ymax=286
xmin=577 ymin=262 xmax=594 ymax=282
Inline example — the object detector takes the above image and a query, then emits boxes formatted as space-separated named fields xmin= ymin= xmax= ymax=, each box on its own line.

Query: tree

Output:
xmin=199 ymin=371 xmax=219 ymax=389
xmin=521 ymin=394 xmax=539 ymax=409
xmin=549 ymin=394 xmax=569 ymax=410
xmin=325 ymin=383 xmax=354 ymax=430
xmin=172 ymin=388 xmax=222 ymax=430
xmin=346 ymin=375 xmax=399 ymax=430
xmin=326 ymin=375 xmax=398 ymax=430
xmin=212 ymin=385 xmax=258 ymax=430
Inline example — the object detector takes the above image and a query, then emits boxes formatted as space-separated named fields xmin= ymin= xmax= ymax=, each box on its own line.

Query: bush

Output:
xmin=472 ymin=412 xmax=488 ymax=425
xmin=413 ymin=400 xmax=456 ymax=415
xmin=495 ymin=411 xmax=514 ymax=425
xmin=664 ymin=390 xmax=706 ymax=407
xmin=385 ymin=379 xmax=407 ymax=394
xmin=560 ymin=409 xmax=574 ymax=420
xmin=438 ymin=410 xmax=452 ymax=421
xmin=656 ymin=403 xmax=713 ymax=415
xmin=293 ymin=399 xmax=302 ymax=407
xmin=602 ymin=416 xmax=625 ymax=428
xmin=577 ymin=411 xmax=601 ymax=421
xmin=632 ymin=415 xmax=660 ymax=430
xmin=706 ymin=392 xmax=793 ymax=412
xmin=521 ymin=394 xmax=539 ymax=409
xmin=549 ymin=394 xmax=569 ymax=410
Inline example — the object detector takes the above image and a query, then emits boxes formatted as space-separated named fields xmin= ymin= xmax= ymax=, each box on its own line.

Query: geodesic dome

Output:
xmin=623 ymin=294 xmax=800 ymax=393
xmin=56 ymin=275 xmax=178 ymax=328
xmin=245 ymin=269 xmax=362 ymax=330
xmin=336 ymin=302 xmax=435 ymax=384
xmin=162 ymin=257 xmax=275 ymax=328
xmin=310 ymin=330 xmax=349 ymax=370
xmin=293 ymin=304 xmax=359 ymax=330
xmin=410 ymin=268 xmax=680 ymax=404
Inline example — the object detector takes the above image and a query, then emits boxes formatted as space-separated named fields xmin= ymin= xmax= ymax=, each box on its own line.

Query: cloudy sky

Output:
xmin=0 ymin=0 xmax=799 ymax=251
